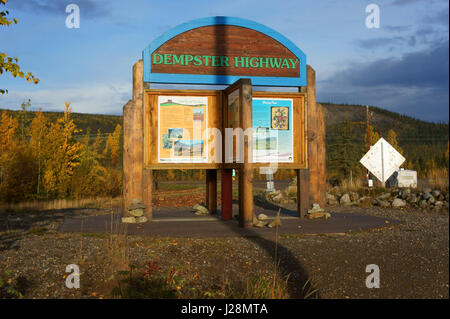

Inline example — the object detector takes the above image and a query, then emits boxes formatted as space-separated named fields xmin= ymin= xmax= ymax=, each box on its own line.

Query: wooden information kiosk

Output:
xmin=123 ymin=16 xmax=326 ymax=227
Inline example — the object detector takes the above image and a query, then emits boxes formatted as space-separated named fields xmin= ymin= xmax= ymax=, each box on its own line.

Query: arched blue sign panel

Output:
xmin=142 ymin=16 xmax=307 ymax=87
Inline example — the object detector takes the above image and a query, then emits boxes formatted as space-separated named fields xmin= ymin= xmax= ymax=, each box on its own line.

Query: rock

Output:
xmin=253 ymin=220 xmax=267 ymax=227
xmin=377 ymin=193 xmax=391 ymax=200
xmin=400 ymin=190 xmax=410 ymax=200
xmin=326 ymin=193 xmax=338 ymax=206
xmin=349 ymin=192 xmax=359 ymax=202
xmin=423 ymin=187 xmax=432 ymax=194
xmin=286 ymin=185 xmax=297 ymax=196
xmin=427 ymin=196 xmax=436 ymax=204
xmin=135 ymin=216 xmax=148 ymax=223
xmin=392 ymin=198 xmax=406 ymax=208
xmin=307 ymin=212 xmax=331 ymax=219
xmin=308 ymin=203 xmax=324 ymax=214
xmin=129 ymin=209 xmax=144 ymax=217
xmin=377 ymin=200 xmax=391 ymax=208
xmin=128 ymin=203 xmax=146 ymax=211
xmin=432 ymin=190 xmax=441 ymax=198
xmin=432 ymin=205 xmax=441 ymax=212
xmin=122 ymin=216 xmax=137 ymax=223
xmin=419 ymin=200 xmax=428 ymax=208
xmin=258 ymin=213 xmax=269 ymax=221
xmin=340 ymin=193 xmax=351 ymax=206
xmin=422 ymin=192 xmax=432 ymax=200
xmin=193 ymin=204 xmax=210 ymax=215
xmin=434 ymin=201 xmax=444 ymax=207
xmin=267 ymin=218 xmax=281 ymax=228
xmin=131 ymin=198 xmax=141 ymax=205
xmin=407 ymin=195 xmax=418 ymax=204
xmin=358 ymin=196 xmax=374 ymax=206
xmin=273 ymin=193 xmax=284 ymax=202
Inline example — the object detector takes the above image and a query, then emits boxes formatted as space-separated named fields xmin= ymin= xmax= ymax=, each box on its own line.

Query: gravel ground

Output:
xmin=0 ymin=206 xmax=448 ymax=299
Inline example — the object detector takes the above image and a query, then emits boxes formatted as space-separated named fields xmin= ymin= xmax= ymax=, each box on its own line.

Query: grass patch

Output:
xmin=27 ymin=227 xmax=48 ymax=235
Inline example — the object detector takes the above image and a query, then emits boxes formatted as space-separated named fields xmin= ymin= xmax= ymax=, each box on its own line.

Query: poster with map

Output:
xmin=252 ymin=98 xmax=293 ymax=162
xmin=158 ymin=96 xmax=208 ymax=163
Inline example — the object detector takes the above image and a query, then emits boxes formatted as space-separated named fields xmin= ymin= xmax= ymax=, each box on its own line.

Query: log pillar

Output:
xmin=306 ymin=65 xmax=326 ymax=209
xmin=123 ymin=60 xmax=148 ymax=216
xmin=297 ymin=169 xmax=309 ymax=218
xmin=238 ymin=79 xmax=253 ymax=228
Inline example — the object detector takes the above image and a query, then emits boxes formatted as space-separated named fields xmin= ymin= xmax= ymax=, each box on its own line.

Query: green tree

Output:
xmin=0 ymin=0 xmax=39 ymax=94
xmin=327 ymin=121 xmax=365 ymax=181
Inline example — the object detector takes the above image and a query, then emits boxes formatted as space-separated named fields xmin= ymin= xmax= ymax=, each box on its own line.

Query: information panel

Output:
xmin=252 ymin=98 xmax=294 ymax=163
xmin=158 ymin=96 xmax=208 ymax=163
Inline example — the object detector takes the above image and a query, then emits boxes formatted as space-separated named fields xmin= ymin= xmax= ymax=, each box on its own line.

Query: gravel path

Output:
xmin=0 ymin=206 xmax=448 ymax=299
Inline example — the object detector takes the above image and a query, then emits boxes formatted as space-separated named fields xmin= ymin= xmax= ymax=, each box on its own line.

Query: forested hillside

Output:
xmin=0 ymin=102 xmax=448 ymax=203
xmin=322 ymin=103 xmax=449 ymax=180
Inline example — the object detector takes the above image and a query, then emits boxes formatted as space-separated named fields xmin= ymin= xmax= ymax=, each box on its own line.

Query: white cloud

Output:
xmin=0 ymin=82 xmax=131 ymax=115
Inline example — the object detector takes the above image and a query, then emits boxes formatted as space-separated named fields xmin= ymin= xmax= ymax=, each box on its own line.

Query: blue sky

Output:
xmin=0 ymin=0 xmax=448 ymax=122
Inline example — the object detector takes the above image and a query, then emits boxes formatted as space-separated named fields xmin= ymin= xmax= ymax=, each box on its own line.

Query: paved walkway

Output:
xmin=59 ymin=205 xmax=400 ymax=238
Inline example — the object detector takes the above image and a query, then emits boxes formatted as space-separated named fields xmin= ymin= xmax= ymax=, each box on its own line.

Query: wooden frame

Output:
xmin=144 ymin=89 xmax=222 ymax=170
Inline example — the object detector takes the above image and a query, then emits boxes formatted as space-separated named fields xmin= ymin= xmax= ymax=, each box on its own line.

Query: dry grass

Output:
xmin=0 ymin=197 xmax=123 ymax=213
xmin=328 ymin=178 xmax=364 ymax=194
xmin=422 ymin=168 xmax=449 ymax=191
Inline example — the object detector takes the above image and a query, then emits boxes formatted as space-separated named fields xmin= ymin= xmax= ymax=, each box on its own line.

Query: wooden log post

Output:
xmin=143 ymin=169 xmax=152 ymax=220
xmin=316 ymin=104 xmax=326 ymax=208
xmin=123 ymin=100 xmax=133 ymax=211
xmin=297 ymin=169 xmax=309 ymax=218
xmin=306 ymin=65 xmax=325 ymax=209
xmin=123 ymin=59 xmax=150 ymax=217
xmin=206 ymin=170 xmax=217 ymax=214
xmin=238 ymin=79 xmax=253 ymax=228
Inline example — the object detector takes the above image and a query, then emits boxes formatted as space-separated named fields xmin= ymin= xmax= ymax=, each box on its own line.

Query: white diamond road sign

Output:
xmin=360 ymin=137 xmax=406 ymax=183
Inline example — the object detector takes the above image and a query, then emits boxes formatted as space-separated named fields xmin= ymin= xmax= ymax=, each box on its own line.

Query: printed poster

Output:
xmin=252 ymin=98 xmax=293 ymax=163
xmin=158 ymin=96 xmax=208 ymax=163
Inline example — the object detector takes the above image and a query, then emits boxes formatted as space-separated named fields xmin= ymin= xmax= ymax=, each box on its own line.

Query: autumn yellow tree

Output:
xmin=29 ymin=109 xmax=48 ymax=195
xmin=367 ymin=124 xmax=380 ymax=146
xmin=41 ymin=102 xmax=83 ymax=197
xmin=0 ymin=111 xmax=17 ymax=199
xmin=0 ymin=110 xmax=35 ymax=202
xmin=71 ymin=128 xmax=107 ymax=198
xmin=387 ymin=129 xmax=403 ymax=154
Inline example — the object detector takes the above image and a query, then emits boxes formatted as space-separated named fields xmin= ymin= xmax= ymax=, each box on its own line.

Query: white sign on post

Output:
xmin=360 ymin=137 xmax=405 ymax=183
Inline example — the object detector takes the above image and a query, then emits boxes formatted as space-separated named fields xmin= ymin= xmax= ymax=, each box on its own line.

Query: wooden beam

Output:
xmin=221 ymin=169 xmax=233 ymax=220
xmin=206 ymin=169 xmax=217 ymax=214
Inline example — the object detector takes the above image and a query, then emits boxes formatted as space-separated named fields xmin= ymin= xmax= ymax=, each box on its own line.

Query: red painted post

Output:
xmin=221 ymin=169 xmax=233 ymax=220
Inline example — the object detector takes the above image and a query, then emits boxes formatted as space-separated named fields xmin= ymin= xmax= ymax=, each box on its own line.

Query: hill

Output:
xmin=1 ymin=103 xmax=448 ymax=180
xmin=321 ymin=103 xmax=448 ymax=179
